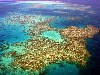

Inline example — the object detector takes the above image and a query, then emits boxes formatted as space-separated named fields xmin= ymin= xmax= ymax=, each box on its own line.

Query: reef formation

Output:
xmin=0 ymin=13 xmax=100 ymax=74
xmin=1 ymin=22 xmax=99 ymax=74
xmin=61 ymin=25 xmax=100 ymax=38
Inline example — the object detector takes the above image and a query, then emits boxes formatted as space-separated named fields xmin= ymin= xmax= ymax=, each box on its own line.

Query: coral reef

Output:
xmin=10 ymin=35 xmax=90 ymax=73
xmin=1 ymin=24 xmax=99 ymax=74
xmin=0 ymin=2 xmax=99 ymax=75
xmin=61 ymin=25 xmax=100 ymax=38
xmin=9 ymin=25 xmax=99 ymax=73
xmin=3 ymin=13 xmax=55 ymax=26
xmin=29 ymin=17 xmax=57 ymax=36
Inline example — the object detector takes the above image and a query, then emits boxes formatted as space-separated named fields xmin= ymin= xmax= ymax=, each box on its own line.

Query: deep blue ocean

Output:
xmin=0 ymin=0 xmax=100 ymax=75
xmin=69 ymin=1 xmax=100 ymax=75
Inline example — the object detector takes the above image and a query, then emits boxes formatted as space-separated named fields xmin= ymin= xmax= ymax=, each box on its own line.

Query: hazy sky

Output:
xmin=0 ymin=0 xmax=98 ymax=3
xmin=0 ymin=0 xmax=65 ymax=1
xmin=0 ymin=0 xmax=13 ymax=1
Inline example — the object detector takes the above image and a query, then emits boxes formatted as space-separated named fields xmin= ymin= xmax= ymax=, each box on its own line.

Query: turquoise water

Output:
xmin=45 ymin=62 xmax=79 ymax=75
xmin=0 ymin=24 xmax=30 ymax=44
xmin=50 ymin=15 xmax=98 ymax=29
xmin=41 ymin=30 xmax=64 ymax=42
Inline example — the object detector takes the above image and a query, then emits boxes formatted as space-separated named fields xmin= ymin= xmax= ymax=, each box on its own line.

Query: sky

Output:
xmin=0 ymin=0 xmax=99 ymax=5
xmin=0 ymin=0 xmax=13 ymax=1
xmin=0 ymin=0 xmax=95 ymax=1
xmin=0 ymin=0 xmax=65 ymax=1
